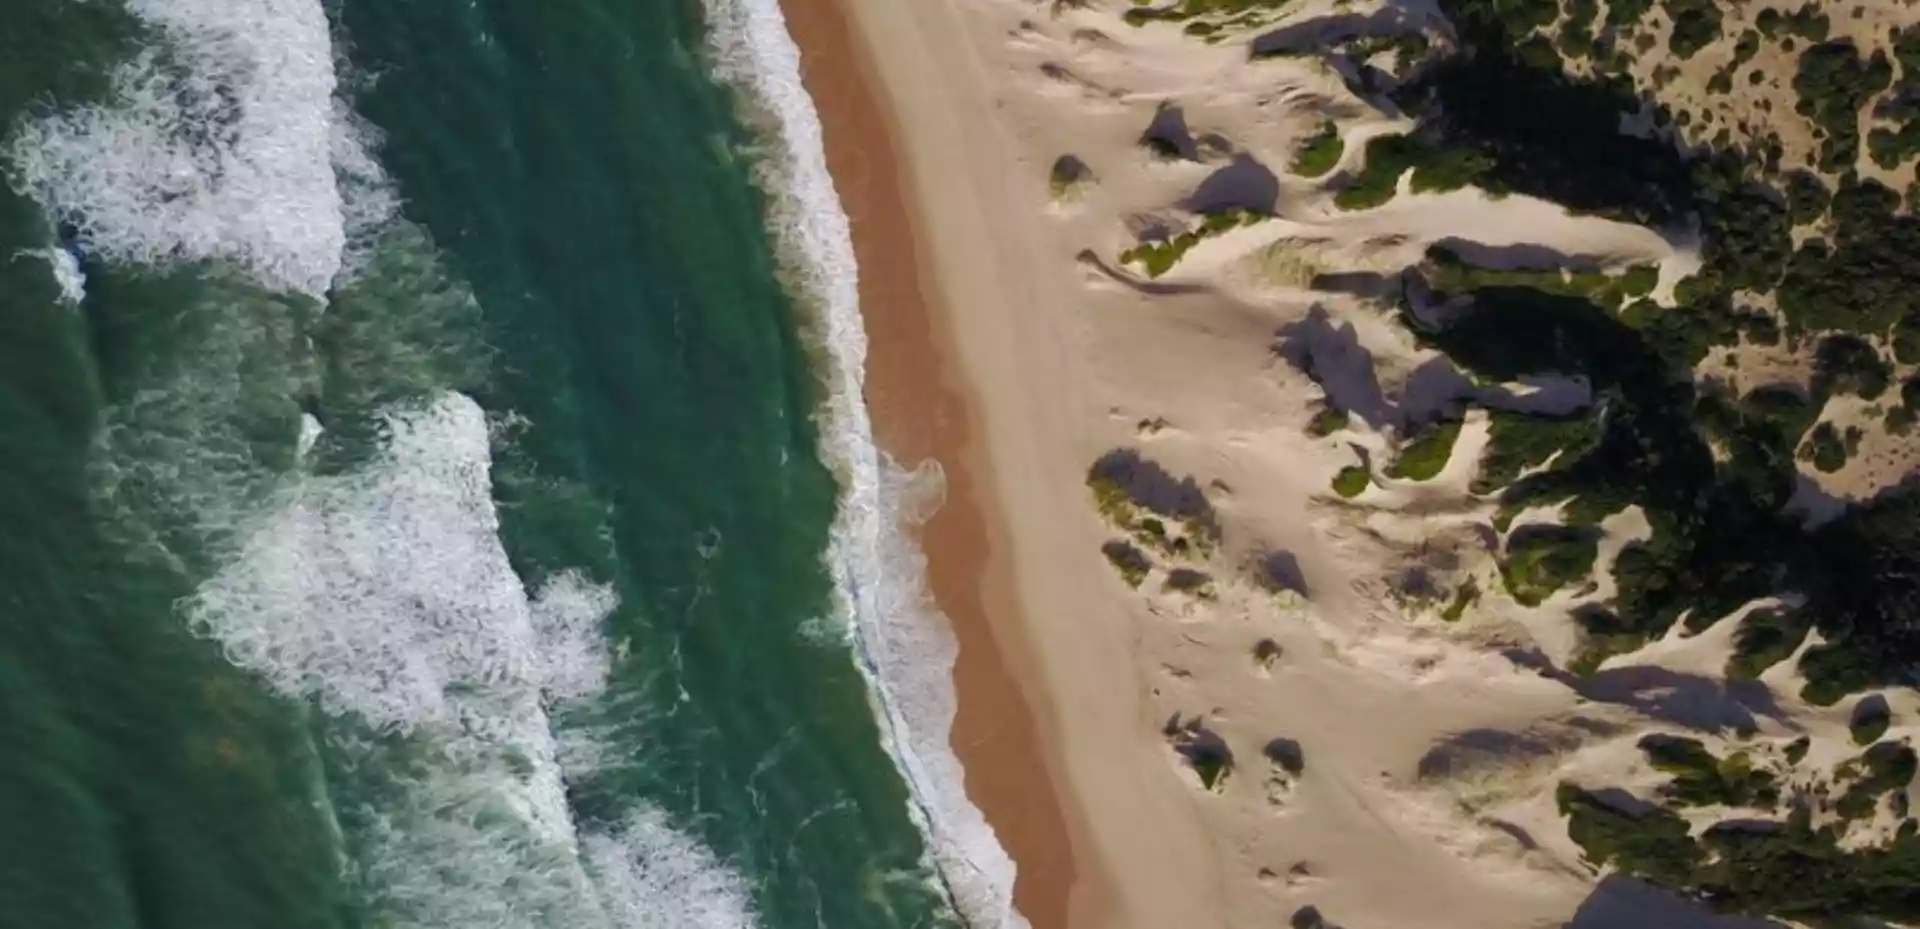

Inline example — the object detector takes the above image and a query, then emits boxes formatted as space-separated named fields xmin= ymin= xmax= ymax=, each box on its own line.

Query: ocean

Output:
xmin=0 ymin=0 xmax=1011 ymax=927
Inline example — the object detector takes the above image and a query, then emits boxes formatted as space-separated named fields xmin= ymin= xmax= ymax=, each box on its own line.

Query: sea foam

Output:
xmin=186 ymin=391 xmax=759 ymax=929
xmin=10 ymin=0 xmax=762 ymax=915
xmin=6 ymin=0 xmax=356 ymax=297
xmin=701 ymin=0 xmax=1027 ymax=925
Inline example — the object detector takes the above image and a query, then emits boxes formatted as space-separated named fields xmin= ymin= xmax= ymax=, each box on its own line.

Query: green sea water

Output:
xmin=0 ymin=1 xmax=968 ymax=927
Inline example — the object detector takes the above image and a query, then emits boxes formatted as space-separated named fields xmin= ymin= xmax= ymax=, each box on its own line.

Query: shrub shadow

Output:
xmin=1564 ymin=875 xmax=1788 ymax=929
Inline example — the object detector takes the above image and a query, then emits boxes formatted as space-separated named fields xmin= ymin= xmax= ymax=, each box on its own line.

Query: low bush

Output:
xmin=1387 ymin=420 xmax=1462 ymax=481
xmin=1639 ymin=734 xmax=1780 ymax=808
xmin=1291 ymin=121 xmax=1344 ymax=178
xmin=1474 ymin=410 xmax=1599 ymax=494
xmin=1851 ymin=699 xmax=1892 ymax=746
xmin=1306 ymin=406 xmax=1350 ymax=438
xmin=1335 ymin=134 xmax=1491 ymax=210
xmin=1101 ymin=539 xmax=1152 ymax=588
xmin=1727 ymin=608 xmax=1810 ymax=679
xmin=1502 ymin=524 xmax=1598 ymax=606
xmin=1331 ymin=464 xmax=1370 ymax=498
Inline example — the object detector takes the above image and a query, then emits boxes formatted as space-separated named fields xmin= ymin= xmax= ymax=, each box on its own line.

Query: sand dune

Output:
xmin=799 ymin=0 xmax=1920 ymax=926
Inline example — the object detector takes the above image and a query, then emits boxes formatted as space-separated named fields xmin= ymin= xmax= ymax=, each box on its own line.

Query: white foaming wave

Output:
xmin=30 ymin=246 xmax=88 ymax=303
xmin=186 ymin=392 xmax=758 ymax=929
xmin=5 ymin=0 xmax=360 ymax=297
xmin=330 ymin=99 xmax=402 ymax=282
xmin=702 ymin=1 xmax=1025 ymax=926
xmin=583 ymin=810 xmax=759 ymax=929
xmin=185 ymin=394 xmax=595 ymax=834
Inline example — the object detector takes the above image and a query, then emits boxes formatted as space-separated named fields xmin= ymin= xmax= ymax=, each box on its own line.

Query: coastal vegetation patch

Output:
xmin=1560 ymin=775 xmax=1920 ymax=923
xmin=1383 ymin=0 xmax=1920 ymax=693
xmin=1851 ymin=697 xmax=1892 ymax=747
xmin=1289 ymin=121 xmax=1344 ymax=178
xmin=1500 ymin=524 xmax=1597 ymax=608
xmin=1333 ymin=133 xmax=1490 ymax=211
xmin=1049 ymin=154 xmax=1095 ymax=202
xmin=1423 ymin=246 xmax=1655 ymax=310
xmin=1118 ymin=207 xmax=1266 ymax=278
xmin=1384 ymin=419 xmax=1460 ymax=481
xmin=1382 ymin=9 xmax=1920 ymax=919
xmin=1305 ymin=405 xmax=1349 ymax=438
xmin=1102 ymin=539 xmax=1153 ymax=588
xmin=1263 ymin=736 xmax=1305 ymax=776
xmin=1725 ymin=607 xmax=1810 ymax=681
xmin=1166 ymin=715 xmax=1235 ymax=792
xmin=1087 ymin=451 xmax=1221 ymax=591
xmin=1163 ymin=566 xmax=1218 ymax=600
xmin=1330 ymin=464 xmax=1370 ymax=499
xmin=1638 ymin=734 xmax=1779 ymax=809
xmin=1473 ymin=410 xmax=1600 ymax=496
xmin=1122 ymin=0 xmax=1293 ymax=32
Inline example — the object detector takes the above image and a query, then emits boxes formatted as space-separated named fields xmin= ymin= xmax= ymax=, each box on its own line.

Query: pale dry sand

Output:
xmin=789 ymin=0 xmax=1919 ymax=927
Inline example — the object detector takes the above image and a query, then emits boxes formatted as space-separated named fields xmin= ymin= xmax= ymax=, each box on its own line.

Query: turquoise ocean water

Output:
xmin=0 ymin=1 xmax=1011 ymax=927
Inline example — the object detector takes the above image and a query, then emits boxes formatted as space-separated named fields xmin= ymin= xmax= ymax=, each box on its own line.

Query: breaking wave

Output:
xmin=701 ymin=0 xmax=1026 ymax=925
xmin=4 ymin=0 xmax=383 ymax=297
xmin=186 ymin=392 xmax=760 ymax=929
xmin=2 ymin=0 xmax=767 ymax=923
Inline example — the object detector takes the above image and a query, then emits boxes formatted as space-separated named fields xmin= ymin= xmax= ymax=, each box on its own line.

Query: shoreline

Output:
xmin=774 ymin=0 xmax=1080 ymax=927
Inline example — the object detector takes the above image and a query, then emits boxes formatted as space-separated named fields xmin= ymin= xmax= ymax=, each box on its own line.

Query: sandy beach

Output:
xmin=778 ymin=0 xmax=1080 ymax=924
xmin=781 ymin=0 xmax=1920 ymax=927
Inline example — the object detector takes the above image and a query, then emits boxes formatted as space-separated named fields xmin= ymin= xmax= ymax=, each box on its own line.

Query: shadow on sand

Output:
xmin=1565 ymin=876 xmax=1789 ymax=929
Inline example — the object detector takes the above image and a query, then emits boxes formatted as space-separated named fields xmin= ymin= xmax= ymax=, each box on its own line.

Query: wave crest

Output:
xmin=6 ymin=0 xmax=357 ymax=296
xmin=701 ymin=0 xmax=1027 ymax=924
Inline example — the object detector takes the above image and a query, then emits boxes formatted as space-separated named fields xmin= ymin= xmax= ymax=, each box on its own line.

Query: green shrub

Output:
xmin=1263 ymin=737 xmax=1305 ymax=776
xmin=1306 ymin=406 xmax=1350 ymax=437
xmin=1793 ymin=41 xmax=1893 ymax=173
xmin=1423 ymin=245 xmax=1649 ymax=305
xmin=1727 ymin=608 xmax=1810 ymax=679
xmin=1409 ymin=0 xmax=1920 ymax=718
xmin=1639 ymin=734 xmax=1779 ymax=808
xmin=1869 ymin=122 xmax=1920 ymax=170
xmin=1895 ymin=319 xmax=1920 ymax=365
xmin=1757 ymin=3 xmax=1830 ymax=41
xmin=1120 ymin=0 xmax=1294 ymax=26
xmin=1387 ymin=420 xmax=1462 ymax=481
xmin=1784 ymin=170 xmax=1830 ymax=224
xmin=1812 ymin=334 xmax=1891 ymax=400
xmin=1779 ymin=178 xmax=1920 ymax=336
xmin=1441 ymin=576 xmax=1479 ymax=622
xmin=1557 ymin=783 xmax=1703 ymax=888
xmin=1088 ymin=473 xmax=1133 ymax=522
xmin=1291 ymin=121 xmax=1345 ymax=178
xmin=1474 ymin=410 xmax=1598 ymax=494
xmin=1802 ymin=421 xmax=1849 ymax=473
xmin=1167 ymin=718 xmax=1235 ymax=791
xmin=1119 ymin=236 xmax=1196 ymax=278
xmin=1619 ymin=264 xmax=1658 ymax=297
xmin=1602 ymin=0 xmax=1652 ymax=29
xmin=1835 ymin=741 xmax=1917 ymax=819
xmin=1163 ymin=567 xmax=1216 ymax=599
xmin=1119 ymin=208 xmax=1264 ymax=277
xmin=1851 ymin=700 xmax=1892 ymax=746
xmin=1641 ymin=733 xmax=1718 ymax=776
xmin=1331 ymin=465 xmax=1370 ymax=498
xmin=1048 ymin=154 xmax=1094 ymax=200
xmin=1665 ymin=0 xmax=1722 ymax=59
xmin=1102 ymin=539 xmax=1152 ymax=588
xmin=1252 ymin=638 xmax=1283 ymax=669
xmin=1502 ymin=525 xmax=1598 ymax=606
xmin=1194 ymin=754 xmax=1229 ymax=789
xmin=1335 ymin=133 xmax=1491 ymax=210
xmin=1888 ymin=405 xmax=1916 ymax=436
